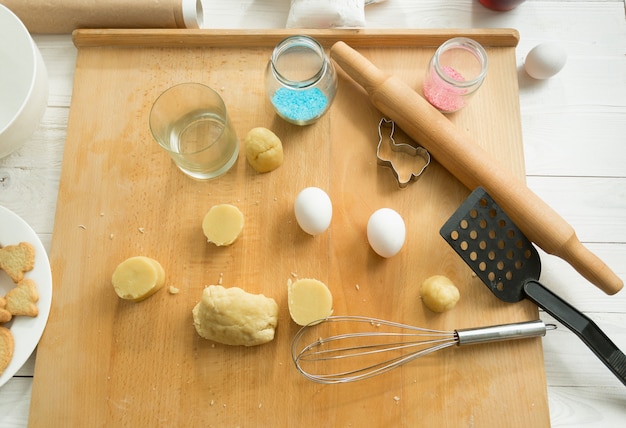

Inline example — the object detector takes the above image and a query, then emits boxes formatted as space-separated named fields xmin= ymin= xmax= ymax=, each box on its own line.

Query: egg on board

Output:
xmin=524 ymin=42 xmax=567 ymax=79
xmin=294 ymin=187 xmax=332 ymax=235
xmin=367 ymin=208 xmax=406 ymax=258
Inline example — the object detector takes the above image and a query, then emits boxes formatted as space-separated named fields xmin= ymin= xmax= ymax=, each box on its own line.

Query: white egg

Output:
xmin=294 ymin=187 xmax=332 ymax=235
xmin=367 ymin=208 xmax=406 ymax=258
xmin=524 ymin=42 xmax=567 ymax=80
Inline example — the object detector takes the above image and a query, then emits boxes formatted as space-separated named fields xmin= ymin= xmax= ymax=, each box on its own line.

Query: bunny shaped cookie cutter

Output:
xmin=376 ymin=118 xmax=431 ymax=188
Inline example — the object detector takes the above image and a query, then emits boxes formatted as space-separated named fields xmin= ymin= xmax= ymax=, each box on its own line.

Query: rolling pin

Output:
xmin=330 ymin=41 xmax=623 ymax=295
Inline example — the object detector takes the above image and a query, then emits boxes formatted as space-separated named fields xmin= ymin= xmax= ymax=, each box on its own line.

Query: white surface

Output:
xmin=0 ymin=0 xmax=624 ymax=426
xmin=0 ymin=206 xmax=52 ymax=389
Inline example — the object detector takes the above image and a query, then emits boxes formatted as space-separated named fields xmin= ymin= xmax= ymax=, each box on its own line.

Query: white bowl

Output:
xmin=0 ymin=4 xmax=48 ymax=159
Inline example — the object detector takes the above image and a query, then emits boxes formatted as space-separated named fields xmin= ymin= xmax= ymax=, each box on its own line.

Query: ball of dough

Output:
xmin=112 ymin=256 xmax=165 ymax=302
xmin=244 ymin=127 xmax=284 ymax=173
xmin=192 ymin=285 xmax=278 ymax=346
xmin=420 ymin=275 xmax=460 ymax=313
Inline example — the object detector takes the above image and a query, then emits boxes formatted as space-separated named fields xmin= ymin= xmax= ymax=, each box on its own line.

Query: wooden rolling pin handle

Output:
xmin=560 ymin=234 xmax=623 ymax=295
xmin=330 ymin=41 xmax=623 ymax=295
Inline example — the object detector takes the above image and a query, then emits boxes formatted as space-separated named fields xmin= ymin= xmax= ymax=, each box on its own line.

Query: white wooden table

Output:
xmin=1 ymin=1 xmax=625 ymax=426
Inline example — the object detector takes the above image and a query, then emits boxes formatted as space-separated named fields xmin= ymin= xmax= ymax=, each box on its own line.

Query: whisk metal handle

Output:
xmin=455 ymin=320 xmax=548 ymax=346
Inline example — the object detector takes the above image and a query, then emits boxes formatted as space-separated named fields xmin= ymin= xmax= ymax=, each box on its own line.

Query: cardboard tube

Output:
xmin=0 ymin=0 xmax=202 ymax=34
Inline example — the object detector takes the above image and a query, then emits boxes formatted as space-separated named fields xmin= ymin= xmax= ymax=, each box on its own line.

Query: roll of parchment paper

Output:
xmin=0 ymin=0 xmax=202 ymax=34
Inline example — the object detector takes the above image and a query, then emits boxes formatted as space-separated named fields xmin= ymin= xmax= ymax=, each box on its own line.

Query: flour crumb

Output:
xmin=78 ymin=224 xmax=86 ymax=230
xmin=138 ymin=227 xmax=145 ymax=233
xmin=168 ymin=285 xmax=180 ymax=295
xmin=355 ymin=284 xmax=360 ymax=291
xmin=393 ymin=396 xmax=400 ymax=403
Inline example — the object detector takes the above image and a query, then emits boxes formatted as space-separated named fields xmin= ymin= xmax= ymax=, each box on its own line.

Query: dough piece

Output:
xmin=0 ymin=326 xmax=14 ymax=376
xmin=202 ymin=204 xmax=244 ymax=246
xmin=244 ymin=127 xmax=283 ymax=173
xmin=5 ymin=279 xmax=39 ymax=317
xmin=192 ymin=285 xmax=278 ymax=347
xmin=287 ymin=278 xmax=333 ymax=326
xmin=0 ymin=242 xmax=35 ymax=283
xmin=112 ymin=256 xmax=165 ymax=302
xmin=420 ymin=275 xmax=460 ymax=313
xmin=0 ymin=296 xmax=12 ymax=323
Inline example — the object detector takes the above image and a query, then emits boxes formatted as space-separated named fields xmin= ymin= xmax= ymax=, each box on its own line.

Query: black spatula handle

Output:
xmin=524 ymin=280 xmax=626 ymax=386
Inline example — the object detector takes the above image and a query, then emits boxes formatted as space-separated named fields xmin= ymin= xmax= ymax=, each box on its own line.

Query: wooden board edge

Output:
xmin=72 ymin=28 xmax=520 ymax=49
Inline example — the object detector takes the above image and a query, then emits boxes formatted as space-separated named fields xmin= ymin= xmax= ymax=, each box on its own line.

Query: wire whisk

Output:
xmin=291 ymin=315 xmax=554 ymax=384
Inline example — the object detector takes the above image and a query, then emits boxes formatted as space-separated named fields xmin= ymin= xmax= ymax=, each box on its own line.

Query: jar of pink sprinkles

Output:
xmin=422 ymin=37 xmax=488 ymax=113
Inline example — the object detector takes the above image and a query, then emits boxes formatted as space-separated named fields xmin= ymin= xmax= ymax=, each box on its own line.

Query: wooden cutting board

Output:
xmin=30 ymin=29 xmax=550 ymax=427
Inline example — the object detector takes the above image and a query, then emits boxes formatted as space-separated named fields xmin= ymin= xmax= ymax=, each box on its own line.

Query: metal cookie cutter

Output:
xmin=376 ymin=118 xmax=431 ymax=188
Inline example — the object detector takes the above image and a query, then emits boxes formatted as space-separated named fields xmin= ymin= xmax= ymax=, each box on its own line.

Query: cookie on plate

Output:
xmin=5 ymin=278 xmax=39 ymax=317
xmin=0 ymin=242 xmax=35 ymax=283
xmin=0 ymin=326 xmax=14 ymax=376
xmin=0 ymin=296 xmax=11 ymax=323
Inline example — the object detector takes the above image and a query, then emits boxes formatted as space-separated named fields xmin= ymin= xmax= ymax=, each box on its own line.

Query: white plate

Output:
xmin=0 ymin=206 xmax=52 ymax=388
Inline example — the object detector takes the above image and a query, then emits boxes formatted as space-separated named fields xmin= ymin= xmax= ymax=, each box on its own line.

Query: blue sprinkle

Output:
xmin=271 ymin=87 xmax=328 ymax=122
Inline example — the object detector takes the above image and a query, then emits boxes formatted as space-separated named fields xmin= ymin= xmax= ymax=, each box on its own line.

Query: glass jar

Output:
xmin=265 ymin=35 xmax=337 ymax=126
xmin=422 ymin=37 xmax=488 ymax=114
xmin=479 ymin=0 xmax=526 ymax=11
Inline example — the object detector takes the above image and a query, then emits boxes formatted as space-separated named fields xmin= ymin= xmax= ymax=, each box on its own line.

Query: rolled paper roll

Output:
xmin=0 ymin=0 xmax=202 ymax=34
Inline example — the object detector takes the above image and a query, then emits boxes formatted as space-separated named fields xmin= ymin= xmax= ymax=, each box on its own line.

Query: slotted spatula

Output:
xmin=440 ymin=187 xmax=626 ymax=386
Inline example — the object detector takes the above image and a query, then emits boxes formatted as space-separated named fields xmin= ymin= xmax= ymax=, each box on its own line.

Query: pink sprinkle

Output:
xmin=441 ymin=65 xmax=464 ymax=81
xmin=423 ymin=66 xmax=467 ymax=113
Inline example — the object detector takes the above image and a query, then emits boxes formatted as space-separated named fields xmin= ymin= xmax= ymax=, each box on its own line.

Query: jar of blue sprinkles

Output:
xmin=265 ymin=35 xmax=337 ymax=126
